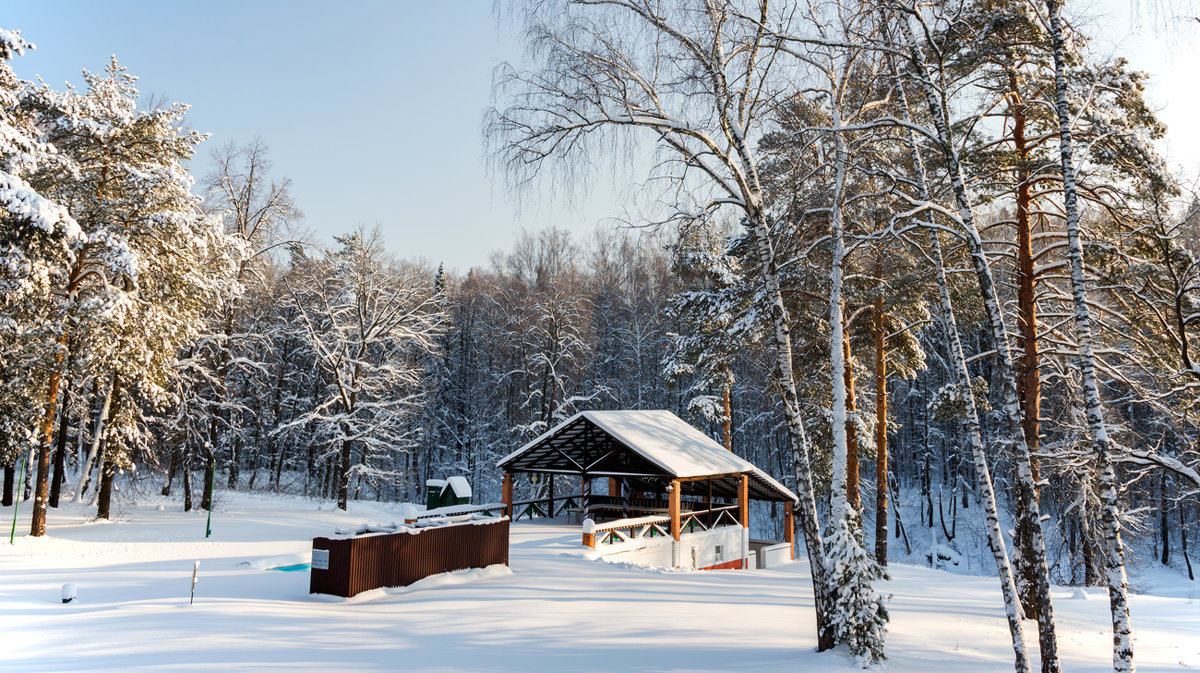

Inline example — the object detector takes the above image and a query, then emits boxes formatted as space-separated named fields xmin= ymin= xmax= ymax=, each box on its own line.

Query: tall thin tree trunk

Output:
xmin=844 ymin=329 xmax=861 ymax=511
xmin=895 ymin=14 xmax=1059 ymax=671
xmin=75 ymin=374 xmax=115 ymax=502
xmin=715 ymin=16 xmax=837 ymax=642
xmin=2 ymin=463 xmax=13 ymax=507
xmin=30 ymin=336 xmax=68 ymax=536
xmin=23 ymin=447 xmax=34 ymax=500
xmin=889 ymin=37 xmax=1030 ymax=672
xmin=1047 ymin=2 xmax=1134 ymax=669
xmin=201 ymin=447 xmax=215 ymax=511
xmin=1011 ymin=82 xmax=1043 ymax=618
xmin=1011 ymin=74 xmax=1042 ymax=494
xmin=337 ymin=430 xmax=353 ymax=510
xmin=1181 ymin=506 xmax=1194 ymax=580
xmin=1159 ymin=472 xmax=1170 ymax=565
xmin=182 ymin=444 xmax=194 ymax=512
xmin=227 ymin=435 xmax=240 ymax=489
xmin=96 ymin=451 xmax=115 ymax=520
xmin=722 ymin=384 xmax=733 ymax=451
xmin=873 ymin=289 xmax=889 ymax=566
xmin=49 ymin=376 xmax=73 ymax=508
xmin=162 ymin=444 xmax=179 ymax=497
xmin=96 ymin=383 xmax=121 ymax=520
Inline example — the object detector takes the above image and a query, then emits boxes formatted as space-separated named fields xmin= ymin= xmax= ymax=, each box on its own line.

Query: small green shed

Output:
xmin=442 ymin=476 xmax=472 ymax=507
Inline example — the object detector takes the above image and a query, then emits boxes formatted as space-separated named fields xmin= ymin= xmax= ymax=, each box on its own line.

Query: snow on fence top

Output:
xmin=332 ymin=511 xmax=504 ymax=538
xmin=499 ymin=410 xmax=797 ymax=503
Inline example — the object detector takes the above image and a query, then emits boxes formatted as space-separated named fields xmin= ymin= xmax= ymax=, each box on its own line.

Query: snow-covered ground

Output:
xmin=1 ymin=492 xmax=1197 ymax=672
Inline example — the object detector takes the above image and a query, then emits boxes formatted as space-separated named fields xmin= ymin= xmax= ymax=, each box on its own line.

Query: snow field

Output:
xmin=0 ymin=491 xmax=1197 ymax=672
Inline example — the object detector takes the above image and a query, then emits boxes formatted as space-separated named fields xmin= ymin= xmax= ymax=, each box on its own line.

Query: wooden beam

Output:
xmin=707 ymin=478 xmax=714 ymax=529
xmin=672 ymin=473 xmax=746 ymax=484
xmin=739 ymin=474 xmax=749 ymax=528
xmin=669 ymin=479 xmax=681 ymax=542
xmin=785 ymin=500 xmax=795 ymax=560
xmin=502 ymin=472 xmax=513 ymax=520
xmin=582 ymin=476 xmax=592 ymax=520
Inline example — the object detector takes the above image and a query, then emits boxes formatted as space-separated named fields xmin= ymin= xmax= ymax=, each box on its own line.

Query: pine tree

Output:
xmin=21 ymin=57 xmax=236 ymax=521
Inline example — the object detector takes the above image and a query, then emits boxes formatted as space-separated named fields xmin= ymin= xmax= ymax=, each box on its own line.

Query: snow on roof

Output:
xmin=445 ymin=476 xmax=472 ymax=497
xmin=499 ymin=410 xmax=797 ymax=503
xmin=426 ymin=479 xmax=447 ymax=488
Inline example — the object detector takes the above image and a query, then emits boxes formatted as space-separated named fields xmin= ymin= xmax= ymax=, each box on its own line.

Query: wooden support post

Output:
xmin=739 ymin=474 xmax=749 ymax=528
xmin=669 ymin=479 xmax=681 ymax=541
xmin=707 ymin=478 xmax=714 ymax=529
xmin=582 ymin=518 xmax=596 ymax=548
xmin=502 ymin=472 xmax=513 ymax=520
xmin=785 ymin=500 xmax=795 ymax=560
xmin=739 ymin=474 xmax=750 ymax=569
xmin=548 ymin=473 xmax=555 ymax=517
xmin=582 ymin=476 xmax=592 ymax=520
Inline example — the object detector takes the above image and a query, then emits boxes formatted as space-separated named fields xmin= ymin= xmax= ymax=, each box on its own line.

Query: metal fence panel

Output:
xmin=309 ymin=518 xmax=510 ymax=598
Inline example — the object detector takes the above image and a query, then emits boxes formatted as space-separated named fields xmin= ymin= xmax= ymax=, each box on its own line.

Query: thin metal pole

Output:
xmin=190 ymin=560 xmax=199 ymax=604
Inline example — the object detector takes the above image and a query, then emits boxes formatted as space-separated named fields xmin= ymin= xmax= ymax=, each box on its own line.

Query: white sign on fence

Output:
xmin=311 ymin=549 xmax=330 ymax=570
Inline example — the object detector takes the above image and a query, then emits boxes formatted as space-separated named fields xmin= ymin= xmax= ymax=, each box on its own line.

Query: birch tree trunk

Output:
xmin=829 ymin=104 xmax=852 ymax=526
xmin=1046 ymin=2 xmax=1135 ymax=669
xmin=745 ymin=210 xmax=836 ymax=651
xmin=888 ymin=26 xmax=1030 ymax=672
xmin=893 ymin=12 xmax=1059 ymax=671
xmin=74 ymin=374 xmax=115 ymax=503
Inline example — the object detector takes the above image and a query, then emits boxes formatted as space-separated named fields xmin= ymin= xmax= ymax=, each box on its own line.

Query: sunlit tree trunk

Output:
xmin=894 ymin=13 xmax=1059 ymax=670
xmin=1046 ymin=2 xmax=1134 ymax=669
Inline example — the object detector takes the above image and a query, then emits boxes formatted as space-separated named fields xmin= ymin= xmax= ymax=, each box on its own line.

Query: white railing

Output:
xmin=584 ymin=504 xmax=742 ymax=548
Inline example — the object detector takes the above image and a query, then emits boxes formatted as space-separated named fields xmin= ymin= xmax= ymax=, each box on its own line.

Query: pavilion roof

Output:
xmin=497 ymin=410 xmax=798 ymax=503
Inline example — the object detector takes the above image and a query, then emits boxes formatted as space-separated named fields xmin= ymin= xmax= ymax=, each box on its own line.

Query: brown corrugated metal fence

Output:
xmin=309 ymin=518 xmax=510 ymax=597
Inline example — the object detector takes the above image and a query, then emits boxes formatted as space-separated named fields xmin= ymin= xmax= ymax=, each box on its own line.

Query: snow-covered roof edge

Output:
xmin=446 ymin=475 xmax=472 ymax=497
xmin=497 ymin=410 xmax=797 ymax=503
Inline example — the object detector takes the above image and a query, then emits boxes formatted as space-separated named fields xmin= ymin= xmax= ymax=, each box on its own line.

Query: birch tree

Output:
xmin=487 ymin=0 xmax=884 ymax=652
xmin=881 ymin=5 xmax=1062 ymax=669
xmin=202 ymin=140 xmax=299 ymax=493
xmin=1044 ymin=1 xmax=1135 ymax=668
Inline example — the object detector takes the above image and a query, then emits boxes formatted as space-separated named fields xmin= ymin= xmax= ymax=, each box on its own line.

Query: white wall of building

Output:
xmin=592 ymin=525 xmax=748 ymax=569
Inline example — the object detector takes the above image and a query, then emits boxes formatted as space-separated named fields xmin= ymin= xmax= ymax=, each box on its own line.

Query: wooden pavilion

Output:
xmin=497 ymin=410 xmax=798 ymax=570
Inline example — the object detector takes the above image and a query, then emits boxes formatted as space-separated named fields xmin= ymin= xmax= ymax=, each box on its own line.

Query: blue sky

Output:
xmin=5 ymin=1 xmax=620 ymax=271
xmin=5 ymin=1 xmax=1196 ymax=270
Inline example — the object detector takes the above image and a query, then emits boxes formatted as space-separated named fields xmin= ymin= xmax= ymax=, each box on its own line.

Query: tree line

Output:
xmin=2 ymin=5 xmax=1199 ymax=671
xmin=485 ymin=0 xmax=1197 ymax=669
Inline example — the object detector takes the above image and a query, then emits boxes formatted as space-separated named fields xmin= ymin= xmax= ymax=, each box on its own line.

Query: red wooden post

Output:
xmin=669 ymin=479 xmax=681 ymax=541
xmin=785 ymin=500 xmax=795 ymax=560
xmin=738 ymin=474 xmax=749 ymax=528
xmin=739 ymin=474 xmax=750 ymax=569
xmin=582 ymin=518 xmax=596 ymax=548
xmin=502 ymin=472 xmax=513 ymax=520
